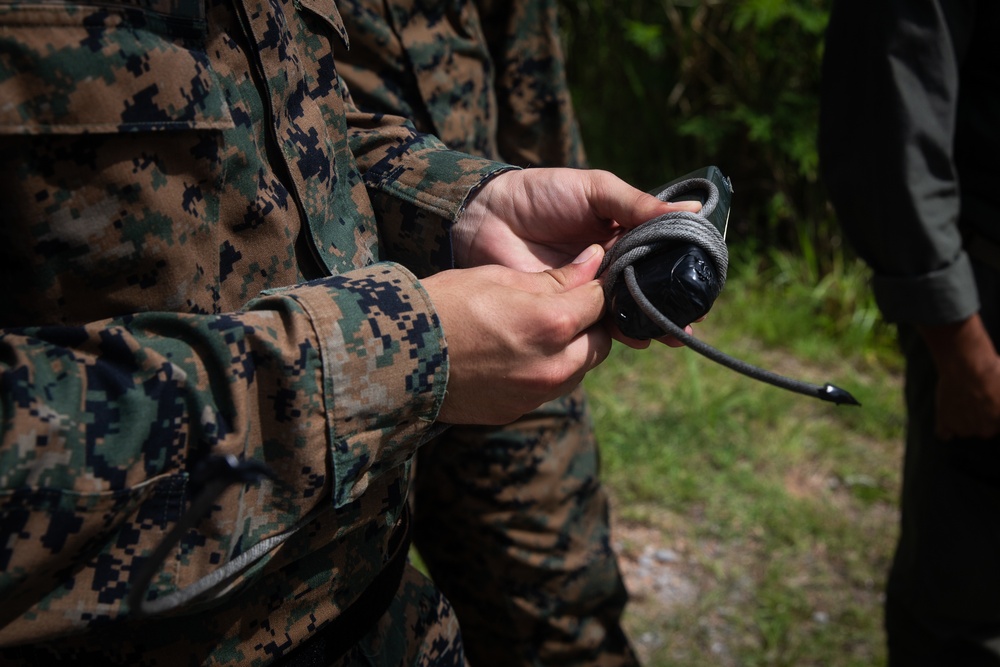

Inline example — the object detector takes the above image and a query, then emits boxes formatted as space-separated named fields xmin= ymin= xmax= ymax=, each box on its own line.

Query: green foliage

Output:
xmin=583 ymin=249 xmax=902 ymax=665
xmin=559 ymin=0 xmax=836 ymax=260
xmin=559 ymin=4 xmax=903 ymax=662
xmin=723 ymin=242 xmax=900 ymax=372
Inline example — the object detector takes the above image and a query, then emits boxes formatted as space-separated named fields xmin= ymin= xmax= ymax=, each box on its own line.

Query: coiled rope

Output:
xmin=599 ymin=178 xmax=859 ymax=406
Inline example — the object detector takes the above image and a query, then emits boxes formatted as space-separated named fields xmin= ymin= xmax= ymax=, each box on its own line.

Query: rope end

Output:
xmin=818 ymin=383 xmax=861 ymax=406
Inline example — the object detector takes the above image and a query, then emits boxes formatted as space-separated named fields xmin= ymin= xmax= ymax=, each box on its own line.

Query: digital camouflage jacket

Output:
xmin=334 ymin=0 xmax=586 ymax=169
xmin=0 ymin=0 xmax=511 ymax=662
xmin=332 ymin=4 xmax=643 ymax=667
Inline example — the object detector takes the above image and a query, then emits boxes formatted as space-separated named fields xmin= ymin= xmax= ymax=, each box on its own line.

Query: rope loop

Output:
xmin=598 ymin=177 xmax=729 ymax=304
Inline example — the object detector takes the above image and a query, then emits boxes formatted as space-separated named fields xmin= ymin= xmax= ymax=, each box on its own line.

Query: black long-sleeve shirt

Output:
xmin=820 ymin=0 xmax=1000 ymax=326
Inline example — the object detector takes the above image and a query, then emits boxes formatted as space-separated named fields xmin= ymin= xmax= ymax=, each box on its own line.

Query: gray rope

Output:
xmin=600 ymin=178 xmax=860 ymax=406
xmin=598 ymin=178 xmax=729 ymax=294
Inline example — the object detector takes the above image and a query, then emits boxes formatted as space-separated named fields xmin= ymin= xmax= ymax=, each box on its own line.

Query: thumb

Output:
xmin=587 ymin=171 xmax=702 ymax=230
xmin=544 ymin=244 xmax=606 ymax=291
xmin=540 ymin=245 xmax=607 ymax=333
xmin=620 ymin=192 xmax=701 ymax=229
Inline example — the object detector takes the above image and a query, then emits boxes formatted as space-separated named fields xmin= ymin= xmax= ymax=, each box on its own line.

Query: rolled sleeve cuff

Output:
xmin=364 ymin=135 xmax=519 ymax=277
xmin=872 ymin=250 xmax=980 ymax=325
xmin=277 ymin=263 xmax=448 ymax=508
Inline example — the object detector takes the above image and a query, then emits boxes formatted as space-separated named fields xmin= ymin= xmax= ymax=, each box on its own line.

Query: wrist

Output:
xmin=453 ymin=168 xmax=520 ymax=268
xmin=453 ymin=195 xmax=484 ymax=268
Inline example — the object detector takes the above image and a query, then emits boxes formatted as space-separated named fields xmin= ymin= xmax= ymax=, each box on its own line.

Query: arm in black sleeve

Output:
xmin=819 ymin=0 xmax=979 ymax=325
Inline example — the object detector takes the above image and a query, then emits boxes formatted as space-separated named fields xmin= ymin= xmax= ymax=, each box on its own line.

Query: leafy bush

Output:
xmin=559 ymin=0 xmax=836 ymax=264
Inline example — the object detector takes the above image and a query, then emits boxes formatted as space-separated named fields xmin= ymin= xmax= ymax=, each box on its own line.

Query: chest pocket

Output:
xmin=0 ymin=0 xmax=238 ymax=327
xmin=0 ymin=0 xmax=234 ymax=134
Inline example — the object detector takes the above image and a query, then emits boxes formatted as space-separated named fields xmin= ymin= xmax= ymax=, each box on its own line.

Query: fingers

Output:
xmin=608 ymin=325 xmax=652 ymax=350
xmin=536 ymin=246 xmax=613 ymax=347
xmin=655 ymin=323 xmax=695 ymax=348
xmin=545 ymin=245 xmax=696 ymax=351
xmin=560 ymin=324 xmax=613 ymax=388
xmin=663 ymin=200 xmax=703 ymax=214
xmin=426 ymin=259 xmax=614 ymax=425
xmin=584 ymin=170 xmax=701 ymax=230
xmin=543 ymin=244 xmax=604 ymax=289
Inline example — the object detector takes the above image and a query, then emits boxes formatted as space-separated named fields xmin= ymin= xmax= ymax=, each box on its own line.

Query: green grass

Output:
xmin=586 ymin=247 xmax=904 ymax=666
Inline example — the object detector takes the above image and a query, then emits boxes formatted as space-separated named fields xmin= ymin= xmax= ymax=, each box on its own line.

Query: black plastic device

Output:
xmin=610 ymin=166 xmax=733 ymax=339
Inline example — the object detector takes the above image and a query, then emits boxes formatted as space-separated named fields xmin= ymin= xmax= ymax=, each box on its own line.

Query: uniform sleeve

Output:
xmin=819 ymin=0 xmax=978 ymax=325
xmin=0 ymin=267 xmax=447 ymax=647
xmin=343 ymin=94 xmax=518 ymax=278
xmin=0 ymin=0 xmax=451 ymax=644
xmin=0 ymin=264 xmax=446 ymax=619
xmin=334 ymin=0 xmax=499 ymax=159
xmin=1 ymin=264 xmax=445 ymax=504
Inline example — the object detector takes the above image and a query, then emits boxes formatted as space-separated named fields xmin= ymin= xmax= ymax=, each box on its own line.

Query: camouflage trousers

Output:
xmin=408 ymin=385 xmax=638 ymax=667
xmin=332 ymin=563 xmax=468 ymax=667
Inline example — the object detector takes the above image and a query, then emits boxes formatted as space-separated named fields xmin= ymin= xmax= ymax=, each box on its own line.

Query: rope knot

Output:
xmin=600 ymin=177 xmax=730 ymax=338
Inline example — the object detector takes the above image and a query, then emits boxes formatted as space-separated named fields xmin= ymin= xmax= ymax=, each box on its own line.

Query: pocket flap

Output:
xmin=0 ymin=3 xmax=234 ymax=134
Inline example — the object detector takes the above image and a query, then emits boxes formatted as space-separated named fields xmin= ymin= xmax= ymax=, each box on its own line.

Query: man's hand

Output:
xmin=421 ymin=244 xmax=611 ymax=425
xmin=454 ymin=168 xmax=701 ymax=272
xmin=920 ymin=314 xmax=1000 ymax=440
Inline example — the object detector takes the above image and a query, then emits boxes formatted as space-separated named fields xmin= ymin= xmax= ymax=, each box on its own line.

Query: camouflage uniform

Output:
xmin=336 ymin=2 xmax=637 ymax=665
xmin=0 ymin=0 xmax=517 ymax=663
